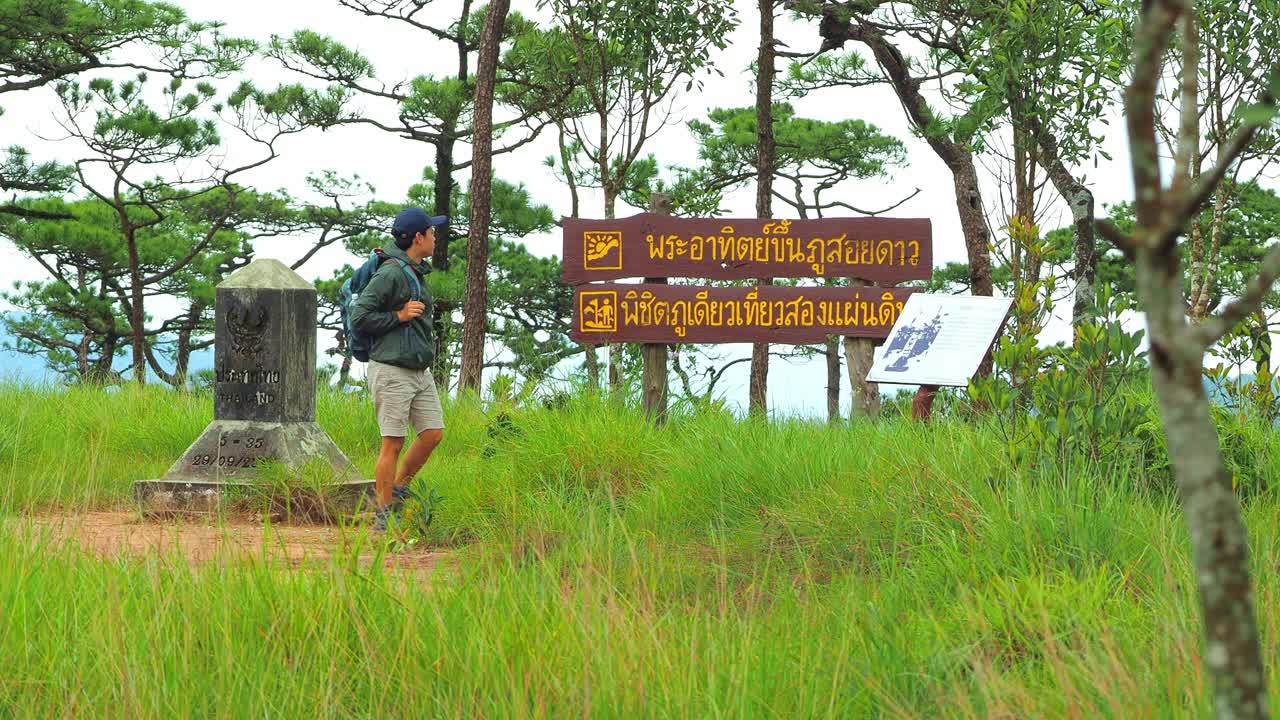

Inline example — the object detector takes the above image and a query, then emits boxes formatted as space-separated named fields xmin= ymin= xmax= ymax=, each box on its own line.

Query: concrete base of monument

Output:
xmin=134 ymin=418 xmax=373 ymax=519
xmin=133 ymin=478 xmax=377 ymax=518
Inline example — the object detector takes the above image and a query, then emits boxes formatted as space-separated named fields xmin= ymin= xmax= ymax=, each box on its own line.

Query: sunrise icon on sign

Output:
xmin=584 ymin=231 xmax=623 ymax=270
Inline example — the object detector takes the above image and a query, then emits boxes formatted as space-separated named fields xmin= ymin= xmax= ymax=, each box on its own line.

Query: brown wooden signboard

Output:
xmin=571 ymin=283 xmax=919 ymax=344
xmin=562 ymin=214 xmax=932 ymax=285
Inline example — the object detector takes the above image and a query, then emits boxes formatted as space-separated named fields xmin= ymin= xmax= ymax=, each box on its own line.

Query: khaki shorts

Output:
xmin=367 ymin=360 xmax=445 ymax=437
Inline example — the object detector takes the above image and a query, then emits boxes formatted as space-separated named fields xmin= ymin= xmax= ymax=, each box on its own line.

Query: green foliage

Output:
xmin=1 ymin=174 xmax=372 ymax=384
xmin=540 ymin=0 xmax=738 ymax=213
xmin=970 ymin=222 xmax=1155 ymax=484
xmin=497 ymin=23 xmax=589 ymax=122
xmin=1091 ymin=183 xmax=1280 ymax=311
xmin=540 ymin=0 xmax=738 ymax=93
xmin=0 ymin=195 xmax=251 ymax=381
xmin=0 ymin=0 xmax=253 ymax=203
xmin=0 ymin=146 xmax=74 ymax=200
xmin=268 ymin=29 xmax=374 ymax=83
xmin=687 ymin=103 xmax=905 ymax=216
xmin=269 ymin=10 xmax=556 ymax=141
xmin=615 ymin=155 xmax=727 ymax=217
xmin=945 ymin=0 xmax=1129 ymax=160
xmin=1205 ymin=314 xmax=1280 ymax=426
xmin=0 ymin=0 xmax=254 ymax=94
xmin=780 ymin=51 xmax=875 ymax=97
xmin=7 ymin=383 xmax=1280 ymax=715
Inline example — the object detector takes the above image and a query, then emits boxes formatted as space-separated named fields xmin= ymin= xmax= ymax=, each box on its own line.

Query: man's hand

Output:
xmin=396 ymin=300 xmax=426 ymax=322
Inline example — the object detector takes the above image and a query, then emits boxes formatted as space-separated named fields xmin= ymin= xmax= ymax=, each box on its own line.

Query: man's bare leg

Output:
xmin=375 ymin=436 xmax=406 ymax=507
xmin=394 ymin=428 xmax=443 ymax=487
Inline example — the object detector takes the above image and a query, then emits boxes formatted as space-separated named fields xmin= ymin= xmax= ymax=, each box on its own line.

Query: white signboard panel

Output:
xmin=866 ymin=294 xmax=1012 ymax=387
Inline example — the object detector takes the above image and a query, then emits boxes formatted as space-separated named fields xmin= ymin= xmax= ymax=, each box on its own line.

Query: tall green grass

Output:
xmin=2 ymin=383 xmax=1280 ymax=717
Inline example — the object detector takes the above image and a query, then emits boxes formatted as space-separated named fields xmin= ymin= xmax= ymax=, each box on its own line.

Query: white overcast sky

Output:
xmin=0 ymin=0 xmax=1145 ymax=417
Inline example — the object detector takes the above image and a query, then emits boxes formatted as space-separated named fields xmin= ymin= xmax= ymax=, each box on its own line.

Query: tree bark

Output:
xmin=825 ymin=336 xmax=840 ymax=423
xmin=844 ymin=336 xmax=880 ymax=418
xmin=337 ymin=352 xmax=353 ymax=390
xmin=911 ymin=385 xmax=938 ymax=421
xmin=1139 ymin=248 xmax=1267 ymax=720
xmin=172 ymin=302 xmax=203 ymax=388
xmin=843 ymin=278 xmax=879 ymax=418
xmin=1031 ymin=117 xmax=1098 ymax=325
xmin=815 ymin=10 xmax=993 ymax=302
xmin=431 ymin=138 xmax=456 ymax=388
xmin=750 ymin=0 xmax=777 ymax=419
xmin=603 ymin=181 xmax=624 ymax=392
xmin=583 ymin=344 xmax=600 ymax=390
xmin=642 ymin=192 xmax=673 ymax=423
xmin=125 ymin=230 xmax=146 ymax=384
xmin=1103 ymin=5 xmax=1270 ymax=716
xmin=457 ymin=0 xmax=509 ymax=395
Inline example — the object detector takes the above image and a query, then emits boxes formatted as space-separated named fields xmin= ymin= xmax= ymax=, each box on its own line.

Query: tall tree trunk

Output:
xmin=559 ymin=142 xmax=594 ymax=392
xmin=642 ymin=192 xmax=672 ymax=423
xmin=457 ymin=0 xmax=509 ymax=395
xmin=431 ymin=138 xmax=456 ymax=388
xmin=1012 ymin=99 xmax=1037 ymax=279
xmin=604 ymin=182 xmax=623 ymax=392
xmin=1191 ymin=189 xmax=1229 ymax=320
xmin=76 ymin=334 xmax=91 ymax=379
xmin=583 ymin=344 xmax=600 ymax=390
xmin=337 ymin=352 xmax=353 ymax=390
xmin=844 ymin=337 xmax=880 ymax=418
xmin=816 ymin=12 xmax=993 ymax=303
xmin=125 ymin=232 xmax=146 ymax=384
xmin=825 ymin=335 xmax=840 ymax=423
xmin=1104 ymin=5 xmax=1270 ymax=715
xmin=172 ymin=303 xmax=202 ymax=388
xmin=843 ymin=277 xmax=880 ymax=418
xmin=1139 ymin=249 xmax=1267 ymax=719
xmin=1030 ymin=117 xmax=1098 ymax=325
xmin=94 ymin=307 xmax=119 ymax=383
xmin=750 ymin=0 xmax=776 ymax=419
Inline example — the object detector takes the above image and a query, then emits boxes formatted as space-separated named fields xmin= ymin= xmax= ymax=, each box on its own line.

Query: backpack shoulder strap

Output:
xmin=384 ymin=257 xmax=422 ymax=301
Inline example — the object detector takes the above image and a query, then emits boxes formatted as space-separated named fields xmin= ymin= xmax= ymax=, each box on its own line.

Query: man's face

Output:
xmin=417 ymin=226 xmax=436 ymax=256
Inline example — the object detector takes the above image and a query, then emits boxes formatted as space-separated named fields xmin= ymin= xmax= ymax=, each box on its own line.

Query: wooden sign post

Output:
xmin=866 ymin=294 xmax=1014 ymax=422
xmin=562 ymin=214 xmax=934 ymax=420
xmin=642 ymin=193 xmax=673 ymax=424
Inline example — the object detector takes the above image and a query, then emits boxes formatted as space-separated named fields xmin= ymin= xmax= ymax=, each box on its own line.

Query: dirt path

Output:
xmin=13 ymin=512 xmax=451 ymax=575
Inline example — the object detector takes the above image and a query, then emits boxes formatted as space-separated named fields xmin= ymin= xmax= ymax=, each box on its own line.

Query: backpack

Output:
xmin=339 ymin=249 xmax=423 ymax=363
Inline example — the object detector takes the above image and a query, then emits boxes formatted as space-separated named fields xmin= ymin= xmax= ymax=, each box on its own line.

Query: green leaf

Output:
xmin=1240 ymin=103 xmax=1279 ymax=126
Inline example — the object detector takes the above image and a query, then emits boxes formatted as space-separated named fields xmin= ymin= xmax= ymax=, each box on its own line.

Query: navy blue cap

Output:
xmin=391 ymin=207 xmax=447 ymax=239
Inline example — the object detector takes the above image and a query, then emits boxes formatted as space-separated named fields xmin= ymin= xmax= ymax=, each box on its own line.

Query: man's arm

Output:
xmin=351 ymin=267 xmax=403 ymax=336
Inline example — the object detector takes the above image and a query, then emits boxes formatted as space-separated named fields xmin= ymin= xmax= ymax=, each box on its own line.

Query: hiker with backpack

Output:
xmin=348 ymin=208 xmax=446 ymax=531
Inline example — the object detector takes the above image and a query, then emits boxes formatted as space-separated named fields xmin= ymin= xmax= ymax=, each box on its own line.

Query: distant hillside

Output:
xmin=0 ymin=323 xmax=213 ymax=384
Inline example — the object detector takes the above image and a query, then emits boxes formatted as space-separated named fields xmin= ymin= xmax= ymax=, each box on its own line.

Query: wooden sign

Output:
xmin=562 ymin=214 xmax=932 ymax=285
xmin=571 ymin=283 xmax=919 ymax=344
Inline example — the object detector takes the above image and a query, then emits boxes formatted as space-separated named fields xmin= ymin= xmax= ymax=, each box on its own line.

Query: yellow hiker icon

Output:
xmin=580 ymin=291 xmax=618 ymax=332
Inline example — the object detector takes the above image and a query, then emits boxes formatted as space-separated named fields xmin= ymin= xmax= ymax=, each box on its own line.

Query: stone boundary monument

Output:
xmin=135 ymin=259 xmax=372 ymax=513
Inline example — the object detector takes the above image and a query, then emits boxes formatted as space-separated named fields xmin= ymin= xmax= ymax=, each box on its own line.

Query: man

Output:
xmin=351 ymin=207 xmax=447 ymax=531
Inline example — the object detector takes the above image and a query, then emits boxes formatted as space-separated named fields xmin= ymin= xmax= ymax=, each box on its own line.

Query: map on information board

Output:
xmin=866 ymin=294 xmax=1012 ymax=387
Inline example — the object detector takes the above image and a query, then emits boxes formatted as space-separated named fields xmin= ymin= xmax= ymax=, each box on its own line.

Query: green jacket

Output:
xmin=350 ymin=246 xmax=435 ymax=371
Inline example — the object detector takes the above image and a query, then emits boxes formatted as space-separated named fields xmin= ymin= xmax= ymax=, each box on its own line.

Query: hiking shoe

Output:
xmin=390 ymin=485 xmax=412 ymax=514
xmin=372 ymin=505 xmax=393 ymax=532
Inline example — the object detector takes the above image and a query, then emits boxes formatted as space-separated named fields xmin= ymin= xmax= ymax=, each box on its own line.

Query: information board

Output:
xmin=866 ymin=294 xmax=1013 ymax=387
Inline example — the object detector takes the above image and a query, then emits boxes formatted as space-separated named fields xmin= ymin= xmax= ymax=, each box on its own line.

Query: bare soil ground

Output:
xmin=12 ymin=511 xmax=451 ymax=576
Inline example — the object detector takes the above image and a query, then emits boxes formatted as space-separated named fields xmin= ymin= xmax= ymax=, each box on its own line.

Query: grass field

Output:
xmin=2 ymin=383 xmax=1279 ymax=718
